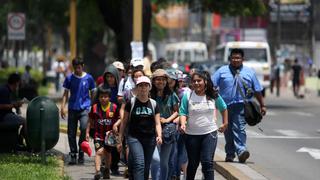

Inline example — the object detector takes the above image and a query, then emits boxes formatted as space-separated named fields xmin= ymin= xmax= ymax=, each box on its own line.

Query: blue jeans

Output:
xmin=67 ymin=109 xmax=88 ymax=155
xmin=150 ymin=143 xmax=173 ymax=180
xmin=127 ymin=135 xmax=156 ymax=180
xmin=225 ymin=103 xmax=247 ymax=158
xmin=160 ymin=143 xmax=173 ymax=180
xmin=151 ymin=147 xmax=160 ymax=180
xmin=169 ymin=133 xmax=188 ymax=177
xmin=184 ymin=131 xmax=218 ymax=180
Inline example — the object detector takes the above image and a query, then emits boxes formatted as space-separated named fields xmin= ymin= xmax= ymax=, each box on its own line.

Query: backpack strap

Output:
xmin=149 ymin=98 xmax=156 ymax=116
xmin=130 ymin=97 xmax=156 ymax=116
xmin=122 ymin=76 xmax=129 ymax=91
xmin=130 ymin=96 xmax=136 ymax=116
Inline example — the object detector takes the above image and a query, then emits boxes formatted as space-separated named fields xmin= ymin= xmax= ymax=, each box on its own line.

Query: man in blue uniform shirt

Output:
xmin=60 ymin=58 xmax=95 ymax=165
xmin=212 ymin=48 xmax=266 ymax=163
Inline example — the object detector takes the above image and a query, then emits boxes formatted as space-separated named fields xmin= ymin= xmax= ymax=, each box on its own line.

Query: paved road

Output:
xmin=217 ymin=89 xmax=320 ymax=180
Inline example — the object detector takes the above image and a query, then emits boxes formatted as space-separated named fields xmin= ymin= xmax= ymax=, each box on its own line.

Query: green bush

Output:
xmin=0 ymin=67 xmax=43 ymax=84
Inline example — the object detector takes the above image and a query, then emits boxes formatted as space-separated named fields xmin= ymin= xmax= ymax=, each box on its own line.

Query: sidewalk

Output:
xmin=54 ymin=133 xmax=226 ymax=180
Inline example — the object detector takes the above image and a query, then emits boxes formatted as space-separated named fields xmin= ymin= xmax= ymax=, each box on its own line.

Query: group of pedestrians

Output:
xmin=58 ymin=48 xmax=266 ymax=180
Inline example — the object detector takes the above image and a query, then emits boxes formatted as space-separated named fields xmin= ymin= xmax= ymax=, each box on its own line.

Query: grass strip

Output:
xmin=0 ymin=153 xmax=69 ymax=180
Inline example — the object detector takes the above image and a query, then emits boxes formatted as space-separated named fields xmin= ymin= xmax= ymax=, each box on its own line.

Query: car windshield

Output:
xmin=229 ymin=48 xmax=267 ymax=62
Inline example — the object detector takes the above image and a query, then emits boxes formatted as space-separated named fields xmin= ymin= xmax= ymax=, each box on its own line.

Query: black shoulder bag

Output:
xmin=236 ymin=73 xmax=262 ymax=126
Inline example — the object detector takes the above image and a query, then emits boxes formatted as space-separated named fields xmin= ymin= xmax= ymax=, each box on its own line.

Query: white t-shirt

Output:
xmin=52 ymin=61 xmax=67 ymax=73
xmin=117 ymin=77 xmax=135 ymax=96
xmin=186 ymin=92 xmax=218 ymax=135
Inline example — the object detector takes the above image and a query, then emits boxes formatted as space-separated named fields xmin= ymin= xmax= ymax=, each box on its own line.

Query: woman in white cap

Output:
xmin=118 ymin=76 xmax=162 ymax=180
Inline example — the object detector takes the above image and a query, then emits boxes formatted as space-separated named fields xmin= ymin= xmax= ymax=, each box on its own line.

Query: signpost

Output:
xmin=7 ymin=13 xmax=25 ymax=40
xmin=7 ymin=13 xmax=25 ymax=67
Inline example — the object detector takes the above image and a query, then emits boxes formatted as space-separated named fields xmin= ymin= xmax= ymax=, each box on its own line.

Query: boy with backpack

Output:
xmin=86 ymin=87 xmax=120 ymax=180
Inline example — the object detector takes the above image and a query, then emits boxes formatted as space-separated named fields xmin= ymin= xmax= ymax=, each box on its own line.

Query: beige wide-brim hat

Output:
xmin=152 ymin=69 xmax=168 ymax=79
xmin=112 ymin=61 xmax=125 ymax=70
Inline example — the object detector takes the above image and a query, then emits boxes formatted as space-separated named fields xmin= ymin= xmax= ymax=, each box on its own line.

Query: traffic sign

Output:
xmin=7 ymin=13 xmax=25 ymax=40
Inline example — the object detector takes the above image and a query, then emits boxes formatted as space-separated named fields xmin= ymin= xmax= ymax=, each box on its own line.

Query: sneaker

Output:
xmin=123 ymin=167 xmax=129 ymax=178
xmin=111 ymin=169 xmax=120 ymax=176
xmin=78 ymin=152 xmax=84 ymax=164
xmin=171 ymin=175 xmax=180 ymax=180
xmin=102 ymin=168 xmax=110 ymax=179
xmin=225 ymin=157 xmax=234 ymax=162
xmin=94 ymin=172 xmax=101 ymax=180
xmin=238 ymin=150 xmax=250 ymax=163
xmin=68 ymin=153 xmax=77 ymax=165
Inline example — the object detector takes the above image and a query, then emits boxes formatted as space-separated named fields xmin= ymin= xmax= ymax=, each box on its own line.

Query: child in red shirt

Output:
xmin=86 ymin=87 xmax=120 ymax=180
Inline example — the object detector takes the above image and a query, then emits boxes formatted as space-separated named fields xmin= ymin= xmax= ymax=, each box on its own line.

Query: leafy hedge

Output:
xmin=0 ymin=67 xmax=43 ymax=84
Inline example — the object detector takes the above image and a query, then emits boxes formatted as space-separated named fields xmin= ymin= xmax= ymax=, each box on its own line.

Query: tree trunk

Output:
xmin=97 ymin=0 xmax=152 ymax=63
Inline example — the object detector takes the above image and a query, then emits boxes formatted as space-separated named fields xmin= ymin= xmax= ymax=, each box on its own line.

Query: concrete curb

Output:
xmin=214 ymin=148 xmax=268 ymax=180
xmin=50 ymin=149 xmax=66 ymax=178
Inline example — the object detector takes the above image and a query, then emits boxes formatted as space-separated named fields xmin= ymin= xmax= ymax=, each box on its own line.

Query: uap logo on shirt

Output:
xmin=135 ymin=107 xmax=152 ymax=116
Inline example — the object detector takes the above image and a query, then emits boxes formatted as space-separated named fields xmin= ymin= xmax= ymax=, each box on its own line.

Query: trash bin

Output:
xmin=27 ymin=96 xmax=59 ymax=151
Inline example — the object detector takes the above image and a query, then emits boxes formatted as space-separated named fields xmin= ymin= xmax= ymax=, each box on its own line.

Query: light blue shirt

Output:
xmin=212 ymin=65 xmax=262 ymax=105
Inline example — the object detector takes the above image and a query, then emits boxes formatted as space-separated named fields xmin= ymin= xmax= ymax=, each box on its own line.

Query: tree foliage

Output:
xmin=152 ymin=0 xmax=267 ymax=16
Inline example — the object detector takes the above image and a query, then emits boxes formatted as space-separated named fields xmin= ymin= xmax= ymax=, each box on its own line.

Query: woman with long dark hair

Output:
xmin=179 ymin=70 xmax=228 ymax=180
xmin=149 ymin=69 xmax=179 ymax=180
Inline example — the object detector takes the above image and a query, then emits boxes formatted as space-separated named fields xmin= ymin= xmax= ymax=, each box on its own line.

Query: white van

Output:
xmin=215 ymin=41 xmax=271 ymax=96
xmin=165 ymin=41 xmax=208 ymax=72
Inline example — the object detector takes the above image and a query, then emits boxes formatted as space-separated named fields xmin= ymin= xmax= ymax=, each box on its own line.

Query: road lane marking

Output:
xmin=247 ymin=136 xmax=320 ymax=139
xmin=291 ymin=111 xmax=314 ymax=117
xmin=246 ymin=129 xmax=265 ymax=137
xmin=218 ymin=129 xmax=320 ymax=139
xmin=276 ymin=129 xmax=308 ymax=137
xmin=297 ymin=147 xmax=320 ymax=160
xmin=265 ymin=110 xmax=276 ymax=116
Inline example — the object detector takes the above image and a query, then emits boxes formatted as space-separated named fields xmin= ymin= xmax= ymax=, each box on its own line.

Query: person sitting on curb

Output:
xmin=0 ymin=73 xmax=28 ymax=151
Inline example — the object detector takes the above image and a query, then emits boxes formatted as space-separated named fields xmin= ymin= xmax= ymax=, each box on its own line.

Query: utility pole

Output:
xmin=133 ymin=0 xmax=142 ymax=41
xmin=70 ymin=0 xmax=77 ymax=60
xmin=277 ymin=0 xmax=281 ymax=51
xmin=131 ymin=0 xmax=143 ymax=59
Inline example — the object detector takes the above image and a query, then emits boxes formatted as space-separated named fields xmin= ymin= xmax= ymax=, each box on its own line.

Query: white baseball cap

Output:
xmin=136 ymin=76 xmax=151 ymax=87
xmin=130 ymin=58 xmax=144 ymax=67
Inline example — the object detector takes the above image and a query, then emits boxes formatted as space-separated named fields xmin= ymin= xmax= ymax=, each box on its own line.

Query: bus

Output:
xmin=165 ymin=41 xmax=208 ymax=72
xmin=215 ymin=41 xmax=272 ymax=96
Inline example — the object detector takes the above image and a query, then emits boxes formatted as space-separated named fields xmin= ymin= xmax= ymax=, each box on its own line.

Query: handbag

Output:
xmin=236 ymin=73 xmax=262 ymax=126
xmin=105 ymin=131 xmax=119 ymax=147
xmin=162 ymin=123 xmax=176 ymax=144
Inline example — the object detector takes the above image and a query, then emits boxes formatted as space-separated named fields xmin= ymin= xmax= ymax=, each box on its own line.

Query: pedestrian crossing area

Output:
xmin=263 ymin=110 xmax=315 ymax=117
xmin=218 ymin=128 xmax=320 ymax=140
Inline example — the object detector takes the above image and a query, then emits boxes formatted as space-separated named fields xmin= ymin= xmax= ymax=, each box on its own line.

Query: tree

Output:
xmin=96 ymin=0 xmax=266 ymax=64
xmin=97 ymin=0 xmax=152 ymax=63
